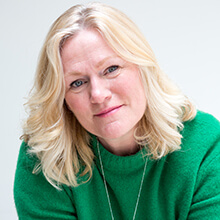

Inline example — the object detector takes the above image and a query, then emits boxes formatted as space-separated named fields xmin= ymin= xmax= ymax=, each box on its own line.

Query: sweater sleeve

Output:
xmin=14 ymin=142 xmax=77 ymax=220
xmin=188 ymin=138 xmax=220 ymax=219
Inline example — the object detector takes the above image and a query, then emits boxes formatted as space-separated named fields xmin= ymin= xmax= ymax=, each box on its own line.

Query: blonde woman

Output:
xmin=14 ymin=3 xmax=220 ymax=219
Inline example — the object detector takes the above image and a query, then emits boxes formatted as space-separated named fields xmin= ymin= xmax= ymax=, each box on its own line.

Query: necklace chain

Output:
xmin=97 ymin=139 xmax=148 ymax=220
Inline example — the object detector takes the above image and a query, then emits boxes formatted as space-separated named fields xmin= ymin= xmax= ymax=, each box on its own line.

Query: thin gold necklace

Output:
xmin=97 ymin=140 xmax=148 ymax=220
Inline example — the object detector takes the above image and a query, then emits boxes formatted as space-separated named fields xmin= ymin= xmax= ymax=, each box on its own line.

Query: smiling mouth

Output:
xmin=94 ymin=105 xmax=123 ymax=117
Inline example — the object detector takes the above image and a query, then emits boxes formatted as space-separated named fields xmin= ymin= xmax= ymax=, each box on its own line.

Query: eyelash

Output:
xmin=70 ymin=79 xmax=87 ymax=88
xmin=104 ymin=65 xmax=119 ymax=75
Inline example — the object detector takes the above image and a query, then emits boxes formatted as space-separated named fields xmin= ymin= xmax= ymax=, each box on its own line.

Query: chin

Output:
xmin=89 ymin=121 xmax=136 ymax=141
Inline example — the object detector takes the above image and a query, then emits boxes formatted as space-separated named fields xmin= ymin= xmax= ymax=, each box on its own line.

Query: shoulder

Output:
xmin=166 ymin=110 xmax=220 ymax=169
xmin=181 ymin=111 xmax=220 ymax=217
xmin=161 ymin=111 xmax=220 ymax=218
xmin=163 ymin=110 xmax=220 ymax=185
xmin=183 ymin=110 xmax=220 ymax=136
xmin=14 ymin=142 xmax=76 ymax=218
xmin=14 ymin=142 xmax=47 ymax=201
xmin=181 ymin=110 xmax=220 ymax=152
xmin=15 ymin=141 xmax=39 ymax=174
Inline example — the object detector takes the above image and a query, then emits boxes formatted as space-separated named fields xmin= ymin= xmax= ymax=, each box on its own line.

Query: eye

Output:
xmin=70 ymin=79 xmax=87 ymax=89
xmin=104 ymin=65 xmax=121 ymax=78
xmin=106 ymin=65 xmax=119 ymax=74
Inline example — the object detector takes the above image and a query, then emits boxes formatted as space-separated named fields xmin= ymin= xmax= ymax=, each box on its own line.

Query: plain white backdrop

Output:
xmin=1 ymin=0 xmax=219 ymax=219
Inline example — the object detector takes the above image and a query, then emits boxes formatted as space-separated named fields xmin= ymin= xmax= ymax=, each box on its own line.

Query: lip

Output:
xmin=94 ymin=105 xmax=123 ymax=117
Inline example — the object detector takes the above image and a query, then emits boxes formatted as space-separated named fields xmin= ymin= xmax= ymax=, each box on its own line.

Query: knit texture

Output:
xmin=14 ymin=111 xmax=220 ymax=219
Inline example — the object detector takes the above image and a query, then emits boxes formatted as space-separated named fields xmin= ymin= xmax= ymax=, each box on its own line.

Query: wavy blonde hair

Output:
xmin=22 ymin=2 xmax=196 ymax=188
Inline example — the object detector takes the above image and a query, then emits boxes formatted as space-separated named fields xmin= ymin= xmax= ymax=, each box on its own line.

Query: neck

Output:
xmin=97 ymin=136 xmax=139 ymax=156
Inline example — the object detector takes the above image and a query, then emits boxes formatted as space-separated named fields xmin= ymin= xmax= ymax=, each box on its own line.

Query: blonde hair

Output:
xmin=22 ymin=2 xmax=196 ymax=188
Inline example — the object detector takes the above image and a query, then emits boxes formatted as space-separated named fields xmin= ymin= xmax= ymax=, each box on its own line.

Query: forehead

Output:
xmin=61 ymin=29 xmax=118 ymax=72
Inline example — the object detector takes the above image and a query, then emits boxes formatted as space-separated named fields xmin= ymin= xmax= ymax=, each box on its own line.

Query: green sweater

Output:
xmin=14 ymin=111 xmax=220 ymax=219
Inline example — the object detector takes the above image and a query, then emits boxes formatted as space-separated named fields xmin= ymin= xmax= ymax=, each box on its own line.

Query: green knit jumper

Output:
xmin=14 ymin=111 xmax=220 ymax=219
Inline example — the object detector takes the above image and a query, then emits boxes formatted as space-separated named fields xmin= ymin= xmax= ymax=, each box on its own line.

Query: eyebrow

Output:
xmin=95 ymin=55 xmax=119 ymax=68
xmin=65 ymin=55 xmax=120 ymax=76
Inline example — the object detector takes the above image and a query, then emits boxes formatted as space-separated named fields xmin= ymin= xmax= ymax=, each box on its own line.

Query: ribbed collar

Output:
xmin=90 ymin=135 xmax=148 ymax=172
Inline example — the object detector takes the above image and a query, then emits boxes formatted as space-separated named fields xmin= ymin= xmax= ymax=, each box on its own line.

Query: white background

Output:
xmin=1 ymin=0 xmax=219 ymax=219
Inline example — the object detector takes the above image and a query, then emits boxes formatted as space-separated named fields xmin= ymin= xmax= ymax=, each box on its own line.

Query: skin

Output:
xmin=62 ymin=29 xmax=147 ymax=156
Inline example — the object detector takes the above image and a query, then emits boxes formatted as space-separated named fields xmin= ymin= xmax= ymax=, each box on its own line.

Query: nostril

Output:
xmin=90 ymin=88 xmax=112 ymax=104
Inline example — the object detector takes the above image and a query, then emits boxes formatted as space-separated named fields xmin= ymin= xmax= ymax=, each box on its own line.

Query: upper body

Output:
xmin=13 ymin=2 xmax=220 ymax=220
xmin=14 ymin=111 xmax=220 ymax=219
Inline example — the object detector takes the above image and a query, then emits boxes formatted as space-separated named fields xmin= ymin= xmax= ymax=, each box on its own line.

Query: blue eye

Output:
xmin=106 ymin=65 xmax=118 ymax=73
xmin=70 ymin=80 xmax=84 ymax=88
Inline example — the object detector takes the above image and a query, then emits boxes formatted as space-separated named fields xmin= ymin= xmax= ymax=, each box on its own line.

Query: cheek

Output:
xmin=129 ymin=78 xmax=147 ymax=111
xmin=65 ymin=93 xmax=87 ymax=115
xmin=123 ymin=70 xmax=145 ymax=98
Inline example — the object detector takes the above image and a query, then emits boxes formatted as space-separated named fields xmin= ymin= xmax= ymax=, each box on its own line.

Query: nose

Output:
xmin=90 ymin=78 xmax=112 ymax=104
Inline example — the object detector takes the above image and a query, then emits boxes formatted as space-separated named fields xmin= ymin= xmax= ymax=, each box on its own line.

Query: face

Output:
xmin=62 ymin=29 xmax=147 ymax=148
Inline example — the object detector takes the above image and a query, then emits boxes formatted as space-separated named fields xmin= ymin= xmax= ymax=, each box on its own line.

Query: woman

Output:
xmin=14 ymin=3 xmax=220 ymax=219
